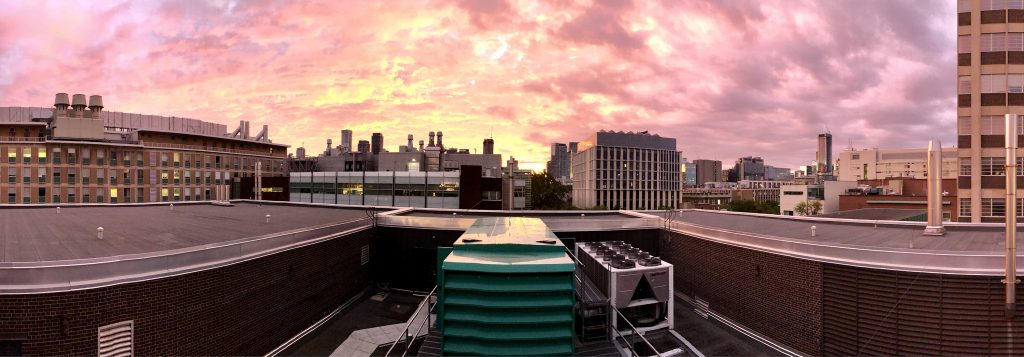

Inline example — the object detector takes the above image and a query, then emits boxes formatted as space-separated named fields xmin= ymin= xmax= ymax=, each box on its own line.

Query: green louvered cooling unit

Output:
xmin=437 ymin=217 xmax=575 ymax=356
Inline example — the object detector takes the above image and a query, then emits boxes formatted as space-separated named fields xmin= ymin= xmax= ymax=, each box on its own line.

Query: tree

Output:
xmin=793 ymin=200 xmax=822 ymax=216
xmin=530 ymin=171 xmax=574 ymax=210
xmin=722 ymin=199 xmax=780 ymax=215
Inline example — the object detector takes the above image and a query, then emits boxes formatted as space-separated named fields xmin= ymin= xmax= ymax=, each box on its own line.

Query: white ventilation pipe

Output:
xmin=811 ymin=225 xmax=817 ymax=237
xmin=1006 ymin=113 xmax=1019 ymax=318
xmin=97 ymin=227 xmax=104 ymax=240
xmin=266 ymin=214 xmax=271 ymax=224
xmin=923 ymin=140 xmax=945 ymax=236
xmin=170 ymin=203 xmax=174 ymax=211
xmin=56 ymin=207 xmax=60 ymax=214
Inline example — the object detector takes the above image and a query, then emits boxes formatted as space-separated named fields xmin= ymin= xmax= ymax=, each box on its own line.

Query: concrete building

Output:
xmin=734 ymin=156 xmax=766 ymax=181
xmin=694 ymin=159 xmax=722 ymax=186
xmin=836 ymin=147 xmax=959 ymax=181
xmin=502 ymin=156 xmax=532 ymax=210
xmin=483 ymin=138 xmax=494 ymax=155
xmin=955 ymin=1 xmax=1024 ymax=222
xmin=837 ymin=178 xmax=959 ymax=222
xmin=571 ymin=130 xmax=680 ymax=210
xmin=0 ymin=94 xmax=287 ymax=204
xmin=357 ymin=140 xmax=370 ymax=154
xmin=370 ymin=133 xmax=383 ymax=154
xmin=817 ymin=132 xmax=833 ymax=178
xmin=779 ymin=181 xmax=858 ymax=216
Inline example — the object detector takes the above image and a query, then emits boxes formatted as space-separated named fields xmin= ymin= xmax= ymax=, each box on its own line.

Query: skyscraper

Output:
xmin=817 ymin=133 xmax=832 ymax=177
xmin=734 ymin=156 xmax=766 ymax=181
xmin=483 ymin=138 xmax=494 ymax=155
xmin=341 ymin=129 xmax=353 ymax=152
xmin=547 ymin=143 xmax=571 ymax=183
xmin=371 ymin=133 xmax=383 ymax=154
xmin=693 ymin=159 xmax=723 ymax=186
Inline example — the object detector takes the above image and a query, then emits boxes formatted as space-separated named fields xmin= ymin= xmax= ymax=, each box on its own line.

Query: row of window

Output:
xmin=959 ymin=197 xmax=1024 ymax=217
xmin=1 ymin=147 xmax=283 ymax=172
xmin=958 ymin=33 xmax=1024 ymax=53
xmin=1 ymin=187 xmax=216 ymax=204
xmin=957 ymin=115 xmax=1024 ymax=135
xmin=1 ymin=168 xmax=239 ymax=185
xmin=960 ymin=0 xmax=1024 ymax=12
xmin=959 ymin=157 xmax=1024 ymax=175
xmin=957 ymin=74 xmax=1024 ymax=94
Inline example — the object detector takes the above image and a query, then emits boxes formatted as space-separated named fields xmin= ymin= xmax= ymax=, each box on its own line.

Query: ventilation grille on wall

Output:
xmin=98 ymin=320 xmax=133 ymax=357
xmin=361 ymin=245 xmax=370 ymax=265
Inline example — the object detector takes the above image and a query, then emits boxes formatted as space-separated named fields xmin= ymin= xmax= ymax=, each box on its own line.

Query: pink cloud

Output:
xmin=0 ymin=0 xmax=958 ymax=171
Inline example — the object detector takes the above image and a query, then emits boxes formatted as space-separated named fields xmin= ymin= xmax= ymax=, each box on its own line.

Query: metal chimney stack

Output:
xmin=429 ymin=132 xmax=435 ymax=147
xmin=923 ymin=140 xmax=945 ymax=236
xmin=1006 ymin=113 xmax=1020 ymax=318
xmin=407 ymin=134 xmax=414 ymax=152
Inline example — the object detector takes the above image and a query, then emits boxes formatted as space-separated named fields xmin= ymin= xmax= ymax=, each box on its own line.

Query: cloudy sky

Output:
xmin=0 ymin=0 xmax=956 ymax=171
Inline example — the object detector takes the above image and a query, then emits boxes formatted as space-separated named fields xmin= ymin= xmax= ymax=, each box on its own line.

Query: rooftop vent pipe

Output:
xmin=54 ymin=93 xmax=70 ymax=110
xmin=923 ymin=140 xmax=945 ymax=236
xmin=1006 ymin=114 xmax=1020 ymax=319
xmin=88 ymin=95 xmax=103 ymax=112
xmin=71 ymin=94 xmax=87 ymax=111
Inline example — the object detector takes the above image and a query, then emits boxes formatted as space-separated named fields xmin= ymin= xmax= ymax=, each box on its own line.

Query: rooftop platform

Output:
xmin=0 ymin=201 xmax=378 ymax=293
xmin=666 ymin=209 xmax=1024 ymax=275
xmin=0 ymin=202 xmax=372 ymax=263
xmin=381 ymin=208 xmax=659 ymax=232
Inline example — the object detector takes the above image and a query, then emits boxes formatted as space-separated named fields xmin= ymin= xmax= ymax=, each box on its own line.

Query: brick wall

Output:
xmin=0 ymin=228 xmax=372 ymax=355
xmin=660 ymin=230 xmax=823 ymax=355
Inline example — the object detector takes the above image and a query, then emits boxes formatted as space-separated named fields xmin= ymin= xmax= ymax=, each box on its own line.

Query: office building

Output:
xmin=836 ymin=147 xmax=959 ymax=181
xmin=734 ymin=156 xmax=766 ymax=181
xmin=682 ymin=157 xmax=696 ymax=187
xmin=547 ymin=142 xmax=572 ymax=184
xmin=693 ymin=159 xmax=722 ymax=186
xmin=817 ymin=132 xmax=833 ymax=177
xmin=370 ymin=133 xmax=383 ymax=154
xmin=571 ymin=130 xmax=680 ymax=210
xmin=483 ymin=138 xmax=494 ymax=155
xmin=341 ymin=129 xmax=353 ymax=152
xmin=0 ymin=93 xmax=287 ymax=204
xmin=765 ymin=165 xmax=793 ymax=181
xmin=357 ymin=140 xmax=370 ymax=154
xmin=502 ymin=156 xmax=532 ymax=210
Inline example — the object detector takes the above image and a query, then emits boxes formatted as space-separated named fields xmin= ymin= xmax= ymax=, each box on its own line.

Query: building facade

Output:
xmin=956 ymin=0 xmax=1024 ymax=222
xmin=571 ymin=131 xmax=680 ymax=210
xmin=693 ymin=159 xmax=722 ymax=186
xmin=0 ymin=94 xmax=287 ymax=204
xmin=836 ymin=147 xmax=959 ymax=181
xmin=734 ymin=156 xmax=766 ymax=181
xmin=817 ymin=133 xmax=833 ymax=177
xmin=682 ymin=157 xmax=696 ymax=187
xmin=547 ymin=142 xmax=574 ymax=184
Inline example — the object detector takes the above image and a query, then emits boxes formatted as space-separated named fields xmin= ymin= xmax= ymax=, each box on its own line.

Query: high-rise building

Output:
xmin=693 ymin=159 xmax=723 ymax=186
xmin=0 ymin=93 xmax=288 ymax=204
xmin=764 ymin=165 xmax=793 ymax=181
xmin=681 ymin=157 xmax=696 ymax=187
xmin=571 ymin=131 xmax=680 ymax=210
xmin=357 ymin=140 xmax=370 ymax=154
xmin=296 ymin=147 xmax=306 ymax=159
xmin=371 ymin=133 xmax=383 ymax=154
xmin=836 ymin=147 xmax=959 ymax=181
xmin=956 ymin=1 xmax=1024 ymax=222
xmin=341 ymin=129 xmax=353 ymax=152
xmin=547 ymin=143 xmax=571 ymax=183
xmin=734 ymin=156 xmax=766 ymax=181
xmin=817 ymin=133 xmax=833 ymax=177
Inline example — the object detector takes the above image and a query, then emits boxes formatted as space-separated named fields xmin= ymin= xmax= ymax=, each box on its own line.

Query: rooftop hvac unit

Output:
xmin=576 ymin=241 xmax=673 ymax=334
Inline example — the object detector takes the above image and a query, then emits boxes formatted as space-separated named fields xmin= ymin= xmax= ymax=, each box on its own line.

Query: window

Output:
xmin=959 ymin=76 xmax=971 ymax=94
xmin=1011 ymin=33 xmax=1024 ymax=51
xmin=982 ymin=74 xmax=1006 ymax=93
xmin=959 ymin=35 xmax=972 ymax=53
xmin=983 ymin=0 xmax=1005 ymax=11
xmin=109 ymin=188 xmax=118 ymax=204
xmin=7 ymin=168 xmax=15 ymax=184
xmin=982 ymin=197 xmax=1007 ymax=217
xmin=981 ymin=115 xmax=1008 ymax=134
xmin=1019 ymin=157 xmax=1024 ymax=176
xmin=959 ymin=116 xmax=972 ymax=135
xmin=81 ymin=148 xmax=89 ymax=165
xmin=161 ymin=171 xmax=169 ymax=185
xmin=161 ymin=188 xmax=169 ymax=202
xmin=52 ymin=148 xmax=61 ymax=164
xmin=161 ymin=153 xmax=168 ymax=167
xmin=38 ymin=148 xmax=46 ymax=164
xmin=982 ymin=33 xmax=1007 ymax=52
xmin=1012 ymin=0 xmax=1024 ymax=9
xmin=961 ymin=158 xmax=972 ymax=176
xmin=1010 ymin=74 xmax=1024 ymax=93
xmin=982 ymin=157 xmax=1006 ymax=175
xmin=37 ymin=168 xmax=45 ymax=183
xmin=7 ymin=149 xmax=15 ymax=164
xmin=22 ymin=147 xmax=30 ymax=164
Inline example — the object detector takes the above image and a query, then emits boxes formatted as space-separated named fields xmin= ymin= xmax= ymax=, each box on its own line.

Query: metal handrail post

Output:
xmin=384 ymin=285 xmax=437 ymax=357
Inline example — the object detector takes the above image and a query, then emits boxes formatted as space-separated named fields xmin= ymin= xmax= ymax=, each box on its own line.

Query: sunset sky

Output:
xmin=0 ymin=0 xmax=956 ymax=172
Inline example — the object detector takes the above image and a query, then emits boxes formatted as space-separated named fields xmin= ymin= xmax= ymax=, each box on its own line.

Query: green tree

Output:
xmin=722 ymin=199 xmax=780 ymax=215
xmin=530 ymin=171 xmax=573 ymax=210
xmin=793 ymin=200 xmax=822 ymax=216
xmin=794 ymin=201 xmax=808 ymax=216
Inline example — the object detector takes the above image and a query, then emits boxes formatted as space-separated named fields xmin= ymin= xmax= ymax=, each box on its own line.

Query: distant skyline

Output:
xmin=0 ymin=0 xmax=956 ymax=172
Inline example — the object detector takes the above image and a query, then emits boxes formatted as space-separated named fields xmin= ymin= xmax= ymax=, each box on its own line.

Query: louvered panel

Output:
xmin=97 ymin=321 xmax=133 ymax=357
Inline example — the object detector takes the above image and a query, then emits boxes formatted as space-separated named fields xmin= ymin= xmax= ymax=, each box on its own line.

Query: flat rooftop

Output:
xmin=0 ymin=202 xmax=372 ymax=263
xmin=398 ymin=209 xmax=633 ymax=219
xmin=675 ymin=210 xmax=1010 ymax=253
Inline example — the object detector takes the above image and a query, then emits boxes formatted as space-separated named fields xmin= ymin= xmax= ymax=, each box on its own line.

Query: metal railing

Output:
xmin=384 ymin=286 xmax=437 ymax=357
xmin=140 ymin=141 xmax=282 ymax=157
xmin=611 ymin=306 xmax=662 ymax=357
